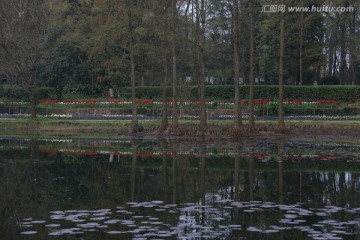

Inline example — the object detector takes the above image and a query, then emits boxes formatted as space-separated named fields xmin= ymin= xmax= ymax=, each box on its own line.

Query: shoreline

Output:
xmin=1 ymin=118 xmax=359 ymax=141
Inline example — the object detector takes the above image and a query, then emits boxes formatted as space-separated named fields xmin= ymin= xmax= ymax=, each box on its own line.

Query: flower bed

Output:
xmin=31 ymin=99 xmax=340 ymax=109
xmin=0 ymin=99 xmax=342 ymax=115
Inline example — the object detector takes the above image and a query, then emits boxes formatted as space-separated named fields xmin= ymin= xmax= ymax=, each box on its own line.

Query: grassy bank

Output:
xmin=1 ymin=118 xmax=360 ymax=140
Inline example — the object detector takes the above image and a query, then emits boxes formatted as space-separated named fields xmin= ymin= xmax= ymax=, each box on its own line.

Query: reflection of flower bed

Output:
xmin=38 ymin=148 xmax=350 ymax=161
xmin=34 ymin=137 xmax=360 ymax=162
xmin=3 ymin=138 xmax=360 ymax=170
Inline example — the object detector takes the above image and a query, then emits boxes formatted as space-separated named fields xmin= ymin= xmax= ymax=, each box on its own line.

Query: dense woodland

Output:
xmin=0 ymin=0 xmax=359 ymax=132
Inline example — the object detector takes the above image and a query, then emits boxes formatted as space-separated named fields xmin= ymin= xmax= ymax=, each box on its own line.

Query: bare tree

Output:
xmin=248 ymin=0 xmax=255 ymax=132
xmin=199 ymin=0 xmax=207 ymax=130
xmin=172 ymin=0 xmax=179 ymax=129
xmin=0 ymin=0 xmax=49 ymax=119
xmin=159 ymin=0 xmax=173 ymax=133
xmin=278 ymin=9 xmax=286 ymax=132
xmin=232 ymin=0 xmax=242 ymax=130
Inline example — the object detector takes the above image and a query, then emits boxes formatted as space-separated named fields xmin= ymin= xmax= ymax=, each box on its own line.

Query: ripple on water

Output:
xmin=45 ymin=224 xmax=61 ymax=228
xmin=212 ymin=217 xmax=225 ymax=221
xmin=29 ymin=220 xmax=46 ymax=224
xmin=107 ymin=230 xmax=124 ymax=234
xmin=284 ymin=214 xmax=298 ymax=219
xmin=90 ymin=217 xmax=107 ymax=221
xmin=50 ymin=215 xmax=65 ymax=220
xmin=247 ymin=226 xmax=262 ymax=232
xmin=18 ymin=197 xmax=360 ymax=239
xmin=77 ymin=222 xmax=100 ymax=228
xmin=243 ymin=209 xmax=255 ymax=213
xmin=21 ymin=224 xmax=33 ymax=228
xmin=104 ymin=219 xmax=121 ymax=224
xmin=20 ymin=231 xmax=37 ymax=235
xmin=264 ymin=229 xmax=280 ymax=233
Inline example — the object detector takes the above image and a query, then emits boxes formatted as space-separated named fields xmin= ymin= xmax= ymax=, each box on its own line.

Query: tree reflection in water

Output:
xmin=0 ymin=138 xmax=360 ymax=239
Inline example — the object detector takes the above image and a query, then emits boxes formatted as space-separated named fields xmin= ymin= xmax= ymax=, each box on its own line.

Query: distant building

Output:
xmin=255 ymin=77 xmax=265 ymax=84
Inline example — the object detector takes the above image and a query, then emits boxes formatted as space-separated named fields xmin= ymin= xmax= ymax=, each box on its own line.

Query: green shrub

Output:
xmin=122 ymin=85 xmax=360 ymax=102
xmin=1 ymin=85 xmax=54 ymax=100
xmin=63 ymin=83 xmax=106 ymax=97
xmin=36 ymin=87 xmax=55 ymax=99
xmin=2 ymin=85 xmax=24 ymax=99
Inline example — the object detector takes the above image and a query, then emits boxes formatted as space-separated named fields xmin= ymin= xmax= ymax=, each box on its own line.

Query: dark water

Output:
xmin=1 ymin=137 xmax=360 ymax=239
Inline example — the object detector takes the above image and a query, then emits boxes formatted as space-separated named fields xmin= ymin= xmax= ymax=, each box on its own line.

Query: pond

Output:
xmin=1 ymin=137 xmax=360 ymax=239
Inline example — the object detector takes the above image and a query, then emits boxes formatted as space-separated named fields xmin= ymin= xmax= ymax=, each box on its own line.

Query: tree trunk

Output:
xmin=328 ymin=42 xmax=334 ymax=77
xmin=159 ymin=1 xmax=170 ymax=133
xmin=160 ymin=53 xmax=169 ymax=133
xmin=299 ymin=12 xmax=304 ymax=86
xmin=277 ymin=140 xmax=284 ymax=204
xmin=131 ymin=139 xmax=137 ymax=201
xmin=171 ymin=0 xmax=178 ymax=129
xmin=128 ymin=5 xmax=137 ymax=135
xmin=339 ymin=8 xmax=348 ymax=85
xmin=199 ymin=0 xmax=207 ymax=130
xmin=350 ymin=7 xmax=357 ymax=86
xmin=248 ymin=0 xmax=255 ymax=131
xmin=333 ymin=50 xmax=337 ymax=78
xmin=339 ymin=24 xmax=346 ymax=85
xmin=278 ymin=11 xmax=286 ymax=132
xmin=29 ymin=76 xmax=37 ymax=119
xmin=232 ymin=0 xmax=242 ymax=129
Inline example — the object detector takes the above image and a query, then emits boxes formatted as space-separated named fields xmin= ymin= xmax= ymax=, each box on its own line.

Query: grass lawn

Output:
xmin=0 ymin=117 xmax=359 ymax=136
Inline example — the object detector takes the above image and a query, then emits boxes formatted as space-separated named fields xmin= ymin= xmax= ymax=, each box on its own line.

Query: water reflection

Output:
xmin=0 ymin=137 xmax=360 ymax=239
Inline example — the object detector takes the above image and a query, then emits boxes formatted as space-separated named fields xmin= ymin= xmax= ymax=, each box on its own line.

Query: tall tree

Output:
xmin=206 ymin=0 xmax=233 ymax=83
xmin=159 ymin=1 xmax=171 ymax=133
xmin=199 ymin=0 xmax=207 ymax=130
xmin=339 ymin=7 xmax=348 ymax=85
xmin=278 ymin=7 xmax=286 ymax=131
xmin=259 ymin=0 xmax=325 ymax=85
xmin=348 ymin=0 xmax=358 ymax=85
xmin=172 ymin=0 xmax=179 ymax=129
xmin=128 ymin=1 xmax=138 ymax=134
xmin=0 ymin=0 xmax=49 ymax=119
xmin=299 ymin=11 xmax=304 ymax=86
xmin=232 ymin=0 xmax=242 ymax=129
xmin=248 ymin=0 xmax=256 ymax=131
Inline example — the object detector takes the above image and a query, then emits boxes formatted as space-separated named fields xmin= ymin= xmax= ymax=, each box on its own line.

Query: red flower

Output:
xmin=254 ymin=99 xmax=271 ymax=105
xmin=63 ymin=100 xmax=98 ymax=104
xmin=190 ymin=100 xmax=210 ymax=104
xmin=81 ymin=100 xmax=98 ymax=104
xmin=219 ymin=101 xmax=232 ymax=105
xmin=284 ymin=100 xmax=302 ymax=104
xmin=315 ymin=100 xmax=337 ymax=104
xmin=82 ymin=151 xmax=98 ymax=155
xmin=159 ymin=99 xmax=173 ymax=104
xmin=251 ymin=153 xmax=270 ymax=158
xmin=137 ymin=152 xmax=153 ymax=157
xmin=39 ymin=100 xmax=59 ymax=104
xmin=135 ymin=99 xmax=153 ymax=104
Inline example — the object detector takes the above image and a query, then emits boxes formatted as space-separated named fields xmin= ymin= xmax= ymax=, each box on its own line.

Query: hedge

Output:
xmin=1 ymin=85 xmax=54 ymax=100
xmin=121 ymin=85 xmax=360 ymax=102
xmin=2 ymin=84 xmax=359 ymax=102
